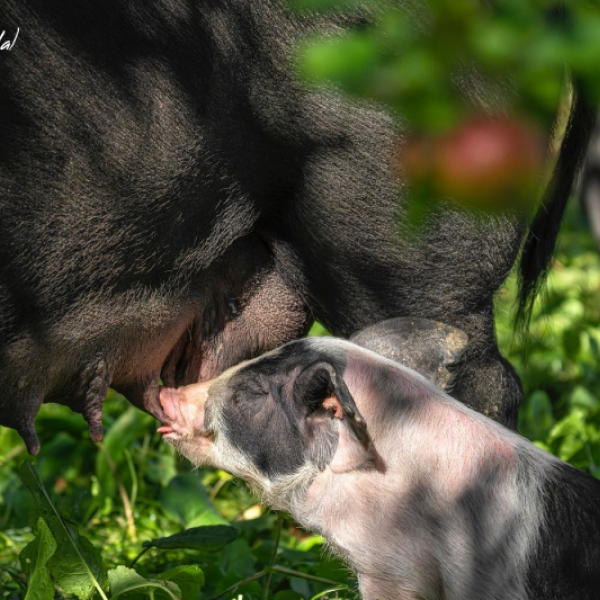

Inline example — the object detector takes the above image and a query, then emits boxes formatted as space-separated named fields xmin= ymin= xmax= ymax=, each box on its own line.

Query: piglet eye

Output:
xmin=237 ymin=381 xmax=269 ymax=400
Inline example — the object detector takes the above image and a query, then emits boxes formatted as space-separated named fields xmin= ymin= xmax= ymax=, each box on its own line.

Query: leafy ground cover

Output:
xmin=1 ymin=204 xmax=599 ymax=599
xmin=496 ymin=205 xmax=600 ymax=474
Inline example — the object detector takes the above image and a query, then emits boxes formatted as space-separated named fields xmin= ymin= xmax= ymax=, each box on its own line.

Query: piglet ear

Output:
xmin=294 ymin=362 xmax=382 ymax=474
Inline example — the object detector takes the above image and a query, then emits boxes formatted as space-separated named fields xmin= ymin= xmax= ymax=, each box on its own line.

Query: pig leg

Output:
xmin=350 ymin=317 xmax=468 ymax=391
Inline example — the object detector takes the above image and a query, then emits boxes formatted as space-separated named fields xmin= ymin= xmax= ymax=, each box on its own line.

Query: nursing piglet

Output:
xmin=158 ymin=337 xmax=600 ymax=600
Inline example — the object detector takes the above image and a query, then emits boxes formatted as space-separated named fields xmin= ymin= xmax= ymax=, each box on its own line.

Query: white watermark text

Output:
xmin=0 ymin=28 xmax=19 ymax=51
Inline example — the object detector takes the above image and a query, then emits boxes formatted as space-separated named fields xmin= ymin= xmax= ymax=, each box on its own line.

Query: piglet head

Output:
xmin=157 ymin=339 xmax=383 ymax=492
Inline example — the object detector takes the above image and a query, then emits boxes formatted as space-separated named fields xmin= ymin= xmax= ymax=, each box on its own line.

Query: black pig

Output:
xmin=159 ymin=337 xmax=600 ymax=600
xmin=0 ymin=1 xmax=593 ymax=453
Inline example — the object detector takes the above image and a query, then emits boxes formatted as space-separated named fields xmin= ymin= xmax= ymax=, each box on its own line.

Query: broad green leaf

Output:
xmin=143 ymin=525 xmax=238 ymax=551
xmin=156 ymin=565 xmax=204 ymax=598
xmin=20 ymin=518 xmax=57 ymax=600
xmin=221 ymin=538 xmax=256 ymax=579
xmin=18 ymin=461 xmax=107 ymax=600
xmin=291 ymin=574 xmax=312 ymax=597
xmin=160 ymin=473 xmax=227 ymax=527
xmin=108 ymin=566 xmax=181 ymax=599
xmin=108 ymin=567 xmax=149 ymax=595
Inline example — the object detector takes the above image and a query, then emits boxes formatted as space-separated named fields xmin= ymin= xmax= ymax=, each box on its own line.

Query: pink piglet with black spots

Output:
xmin=159 ymin=335 xmax=600 ymax=600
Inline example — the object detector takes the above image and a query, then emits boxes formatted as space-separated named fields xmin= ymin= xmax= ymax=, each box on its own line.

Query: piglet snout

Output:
xmin=158 ymin=382 xmax=211 ymax=440
xmin=159 ymin=386 xmax=183 ymax=422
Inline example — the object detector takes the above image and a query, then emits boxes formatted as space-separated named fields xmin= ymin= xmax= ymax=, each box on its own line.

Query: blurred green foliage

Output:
xmin=496 ymin=204 xmax=600 ymax=477
xmin=292 ymin=0 xmax=600 ymax=132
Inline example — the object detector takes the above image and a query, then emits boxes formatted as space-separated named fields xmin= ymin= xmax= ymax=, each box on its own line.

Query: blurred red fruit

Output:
xmin=399 ymin=116 xmax=546 ymax=213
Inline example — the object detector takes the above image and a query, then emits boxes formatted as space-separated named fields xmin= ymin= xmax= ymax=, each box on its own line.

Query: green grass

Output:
xmin=1 ymin=204 xmax=599 ymax=599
